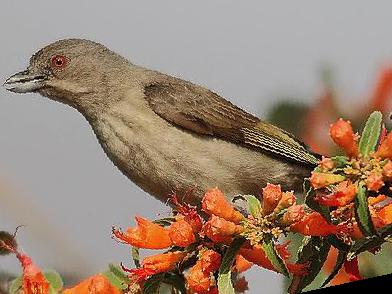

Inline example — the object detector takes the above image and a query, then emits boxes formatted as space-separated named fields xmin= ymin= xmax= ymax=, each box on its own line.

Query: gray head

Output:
xmin=4 ymin=39 xmax=132 ymax=110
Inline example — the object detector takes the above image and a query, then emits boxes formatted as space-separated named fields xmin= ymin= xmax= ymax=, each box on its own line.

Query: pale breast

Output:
xmin=90 ymin=89 xmax=308 ymax=204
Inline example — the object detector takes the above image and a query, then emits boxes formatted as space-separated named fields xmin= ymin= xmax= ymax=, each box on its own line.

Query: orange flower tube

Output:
xmin=112 ymin=216 xmax=172 ymax=249
xmin=310 ymin=172 xmax=346 ymax=189
xmin=202 ymin=188 xmax=244 ymax=224
xmin=63 ymin=274 xmax=121 ymax=294
xmin=329 ymin=118 xmax=359 ymax=157
xmin=203 ymin=215 xmax=243 ymax=243
xmin=169 ymin=219 xmax=196 ymax=247
xmin=262 ymin=183 xmax=282 ymax=215
xmin=17 ymin=253 xmax=50 ymax=294
xmin=375 ymin=132 xmax=392 ymax=159
xmin=290 ymin=212 xmax=346 ymax=236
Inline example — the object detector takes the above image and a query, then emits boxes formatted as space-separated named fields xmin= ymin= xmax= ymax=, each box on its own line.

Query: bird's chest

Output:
xmin=88 ymin=93 xmax=302 ymax=203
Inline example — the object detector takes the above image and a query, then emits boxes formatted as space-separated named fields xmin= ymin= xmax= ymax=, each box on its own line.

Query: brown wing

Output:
xmin=144 ymin=80 xmax=319 ymax=165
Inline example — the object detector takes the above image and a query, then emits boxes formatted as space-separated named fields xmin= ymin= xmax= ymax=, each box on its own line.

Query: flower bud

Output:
xmin=169 ymin=219 xmax=196 ymax=247
xmin=329 ymin=119 xmax=359 ymax=157
xmin=202 ymin=188 xmax=244 ymax=223
xmin=310 ymin=172 xmax=345 ymax=189
xmin=203 ymin=215 xmax=243 ymax=243
xmin=365 ymin=172 xmax=384 ymax=192
xmin=262 ymin=183 xmax=282 ymax=215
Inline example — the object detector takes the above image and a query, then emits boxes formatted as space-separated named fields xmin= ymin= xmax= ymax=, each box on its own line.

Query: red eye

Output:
xmin=50 ymin=55 xmax=67 ymax=68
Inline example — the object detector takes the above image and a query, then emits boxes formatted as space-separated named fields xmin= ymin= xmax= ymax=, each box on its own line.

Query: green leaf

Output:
xmin=132 ymin=246 xmax=141 ymax=268
xmin=245 ymin=195 xmax=262 ymax=217
xmin=153 ymin=217 xmax=176 ymax=226
xmin=162 ymin=272 xmax=187 ymax=293
xmin=321 ymin=250 xmax=347 ymax=287
xmin=44 ymin=270 xmax=63 ymax=292
xmin=359 ymin=111 xmax=383 ymax=156
xmin=288 ymin=237 xmax=330 ymax=294
xmin=9 ymin=276 xmax=22 ymax=294
xmin=262 ymin=238 xmax=289 ymax=277
xmin=347 ymin=224 xmax=392 ymax=259
xmin=218 ymin=238 xmax=246 ymax=294
xmin=330 ymin=156 xmax=349 ymax=168
xmin=143 ymin=273 xmax=165 ymax=294
xmin=354 ymin=181 xmax=376 ymax=237
xmin=102 ymin=264 xmax=130 ymax=290
xmin=348 ymin=235 xmax=381 ymax=260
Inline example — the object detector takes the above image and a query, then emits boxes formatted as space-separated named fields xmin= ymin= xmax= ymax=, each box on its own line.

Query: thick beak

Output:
xmin=3 ymin=70 xmax=47 ymax=93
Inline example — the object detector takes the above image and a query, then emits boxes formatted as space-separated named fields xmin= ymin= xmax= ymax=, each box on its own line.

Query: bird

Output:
xmin=3 ymin=39 xmax=319 ymax=206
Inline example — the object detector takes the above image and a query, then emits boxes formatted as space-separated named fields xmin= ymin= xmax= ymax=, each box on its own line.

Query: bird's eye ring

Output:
xmin=50 ymin=55 xmax=67 ymax=69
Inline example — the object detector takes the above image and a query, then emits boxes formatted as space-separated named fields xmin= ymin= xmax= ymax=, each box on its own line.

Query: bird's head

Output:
xmin=3 ymin=38 xmax=131 ymax=111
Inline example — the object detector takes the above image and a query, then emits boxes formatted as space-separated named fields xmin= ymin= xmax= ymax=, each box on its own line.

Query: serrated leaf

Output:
xmin=321 ymin=250 xmax=347 ymax=287
xmin=143 ymin=273 xmax=165 ymax=294
xmin=245 ymin=195 xmax=262 ymax=217
xmin=359 ymin=111 xmax=383 ymax=156
xmin=44 ymin=270 xmax=63 ymax=291
xmin=288 ymin=237 xmax=330 ymax=294
xmin=8 ymin=276 xmax=22 ymax=294
xmin=262 ymin=238 xmax=289 ymax=277
xmin=218 ymin=238 xmax=246 ymax=294
xmin=354 ymin=181 xmax=376 ymax=237
xmin=153 ymin=217 xmax=176 ymax=226
xmin=102 ymin=264 xmax=130 ymax=290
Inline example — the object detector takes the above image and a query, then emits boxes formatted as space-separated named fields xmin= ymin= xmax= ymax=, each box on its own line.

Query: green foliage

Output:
xmin=217 ymin=238 xmax=246 ymax=294
xmin=262 ymin=237 xmax=289 ymax=277
xmin=354 ymin=182 xmax=376 ymax=237
xmin=288 ymin=237 xmax=330 ymax=294
xmin=245 ymin=195 xmax=262 ymax=217
xmin=102 ymin=264 xmax=130 ymax=291
xmin=358 ymin=111 xmax=383 ymax=156
xmin=143 ymin=272 xmax=186 ymax=294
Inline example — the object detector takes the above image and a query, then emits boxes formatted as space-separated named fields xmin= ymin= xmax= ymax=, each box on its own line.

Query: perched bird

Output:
xmin=3 ymin=39 xmax=319 ymax=205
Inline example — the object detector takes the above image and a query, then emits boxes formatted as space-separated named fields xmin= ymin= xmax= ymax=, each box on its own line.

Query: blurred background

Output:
xmin=1 ymin=1 xmax=392 ymax=293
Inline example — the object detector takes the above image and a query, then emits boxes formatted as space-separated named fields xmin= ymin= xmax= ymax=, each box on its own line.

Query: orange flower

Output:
xmin=63 ymin=274 xmax=121 ymax=294
xmin=169 ymin=219 xmax=196 ymax=247
xmin=375 ymin=131 xmax=392 ymax=159
xmin=290 ymin=212 xmax=347 ymax=236
xmin=315 ymin=180 xmax=357 ymax=206
xmin=112 ymin=216 xmax=172 ymax=249
xmin=329 ymin=118 xmax=359 ymax=157
xmin=187 ymin=250 xmax=221 ymax=294
xmin=272 ymin=191 xmax=296 ymax=216
xmin=203 ymin=215 xmax=243 ymax=243
xmin=202 ymin=188 xmax=244 ymax=224
xmin=310 ymin=172 xmax=346 ymax=189
xmin=125 ymin=251 xmax=186 ymax=282
xmin=320 ymin=157 xmax=335 ymax=170
xmin=199 ymin=249 xmax=221 ymax=273
xmin=382 ymin=161 xmax=392 ymax=179
xmin=187 ymin=262 xmax=214 ymax=294
xmin=377 ymin=203 xmax=392 ymax=225
xmin=234 ymin=276 xmax=249 ymax=293
xmin=17 ymin=253 xmax=49 ymax=294
xmin=234 ymin=254 xmax=253 ymax=273
xmin=365 ymin=172 xmax=384 ymax=192
xmin=262 ymin=183 xmax=282 ymax=215
xmin=170 ymin=194 xmax=203 ymax=233
xmin=281 ymin=205 xmax=306 ymax=226
xmin=239 ymin=244 xmax=307 ymax=275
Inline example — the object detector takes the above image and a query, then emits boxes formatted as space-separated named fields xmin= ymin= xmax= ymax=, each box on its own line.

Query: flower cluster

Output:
xmin=310 ymin=112 xmax=392 ymax=243
xmin=111 ymin=185 xmax=346 ymax=293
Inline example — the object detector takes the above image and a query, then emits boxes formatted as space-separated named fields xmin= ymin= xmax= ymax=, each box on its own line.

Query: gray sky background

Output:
xmin=1 ymin=1 xmax=392 ymax=293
